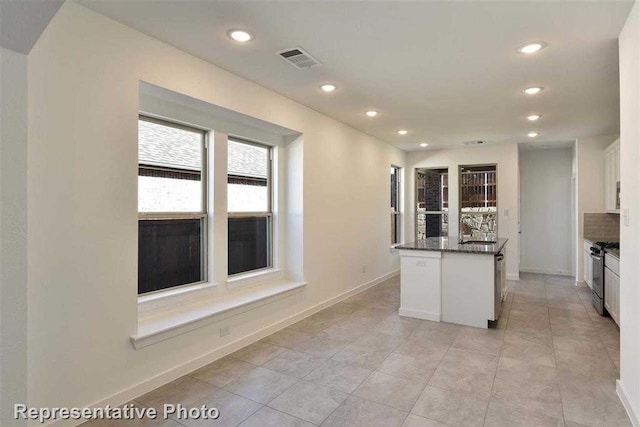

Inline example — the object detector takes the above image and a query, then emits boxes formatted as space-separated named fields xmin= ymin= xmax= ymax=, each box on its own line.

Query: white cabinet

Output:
xmin=605 ymin=253 xmax=620 ymax=326
xmin=604 ymin=139 xmax=620 ymax=213
xmin=583 ymin=240 xmax=593 ymax=288
xmin=604 ymin=265 xmax=620 ymax=326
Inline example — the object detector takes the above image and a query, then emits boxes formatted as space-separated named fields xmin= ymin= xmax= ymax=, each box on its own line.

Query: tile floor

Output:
xmin=85 ymin=273 xmax=629 ymax=426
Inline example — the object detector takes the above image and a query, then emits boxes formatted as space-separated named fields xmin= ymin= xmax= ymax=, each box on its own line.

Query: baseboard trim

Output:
xmin=507 ymin=273 xmax=520 ymax=281
xmin=399 ymin=307 xmax=440 ymax=322
xmin=519 ymin=268 xmax=573 ymax=277
xmin=617 ymin=379 xmax=640 ymax=426
xmin=49 ymin=269 xmax=399 ymax=427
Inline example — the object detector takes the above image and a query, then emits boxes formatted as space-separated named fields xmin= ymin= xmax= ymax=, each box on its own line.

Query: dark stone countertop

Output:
xmin=583 ymin=236 xmax=619 ymax=244
xmin=396 ymin=237 xmax=508 ymax=255
xmin=606 ymin=248 xmax=620 ymax=259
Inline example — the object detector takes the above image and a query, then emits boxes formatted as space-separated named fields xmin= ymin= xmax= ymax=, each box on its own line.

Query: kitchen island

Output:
xmin=396 ymin=237 xmax=508 ymax=328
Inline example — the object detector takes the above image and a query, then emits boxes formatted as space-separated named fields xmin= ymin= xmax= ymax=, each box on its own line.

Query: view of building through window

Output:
xmin=416 ymin=168 xmax=448 ymax=239
xmin=137 ymin=117 xmax=206 ymax=295
xmin=459 ymin=165 xmax=497 ymax=240
xmin=390 ymin=166 xmax=401 ymax=244
xmin=228 ymin=139 xmax=272 ymax=275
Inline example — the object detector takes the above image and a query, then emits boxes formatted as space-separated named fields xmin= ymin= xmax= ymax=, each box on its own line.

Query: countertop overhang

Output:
xmin=396 ymin=237 xmax=508 ymax=255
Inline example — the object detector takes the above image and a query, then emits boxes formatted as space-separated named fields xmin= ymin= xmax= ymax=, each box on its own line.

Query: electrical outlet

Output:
xmin=219 ymin=326 xmax=230 ymax=337
xmin=416 ymin=259 xmax=427 ymax=267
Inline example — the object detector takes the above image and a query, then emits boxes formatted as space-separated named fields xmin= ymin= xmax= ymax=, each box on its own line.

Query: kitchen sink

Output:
xmin=461 ymin=240 xmax=497 ymax=245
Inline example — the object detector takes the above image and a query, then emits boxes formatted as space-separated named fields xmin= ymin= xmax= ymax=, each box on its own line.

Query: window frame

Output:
xmin=137 ymin=115 xmax=209 ymax=295
xmin=227 ymin=136 xmax=274 ymax=276
xmin=390 ymin=165 xmax=402 ymax=245
xmin=414 ymin=167 xmax=449 ymax=241
xmin=458 ymin=164 xmax=498 ymax=239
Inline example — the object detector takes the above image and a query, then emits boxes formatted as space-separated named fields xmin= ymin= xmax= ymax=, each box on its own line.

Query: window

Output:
xmin=228 ymin=139 xmax=272 ymax=275
xmin=415 ymin=168 xmax=449 ymax=239
xmin=138 ymin=117 xmax=207 ymax=295
xmin=390 ymin=166 xmax=402 ymax=244
xmin=459 ymin=165 xmax=497 ymax=240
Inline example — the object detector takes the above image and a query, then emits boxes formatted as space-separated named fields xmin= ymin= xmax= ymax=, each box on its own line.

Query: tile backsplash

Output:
xmin=584 ymin=213 xmax=620 ymax=241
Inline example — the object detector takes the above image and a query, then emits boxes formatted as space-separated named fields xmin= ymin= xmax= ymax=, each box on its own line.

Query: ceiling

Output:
xmin=1 ymin=0 xmax=64 ymax=54
xmin=77 ymin=0 xmax=633 ymax=151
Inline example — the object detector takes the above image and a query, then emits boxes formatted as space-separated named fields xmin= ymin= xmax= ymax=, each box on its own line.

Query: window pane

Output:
xmin=391 ymin=212 xmax=401 ymax=244
xmin=460 ymin=213 xmax=497 ymax=240
xmin=416 ymin=169 xmax=448 ymax=212
xmin=390 ymin=167 xmax=399 ymax=211
xmin=228 ymin=140 xmax=269 ymax=212
xmin=417 ymin=213 xmax=448 ymax=239
xmin=138 ymin=119 xmax=203 ymax=212
xmin=138 ymin=219 xmax=204 ymax=294
xmin=228 ymin=216 xmax=270 ymax=275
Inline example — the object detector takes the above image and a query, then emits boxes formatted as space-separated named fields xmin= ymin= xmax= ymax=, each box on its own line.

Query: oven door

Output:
xmin=591 ymin=253 xmax=604 ymax=298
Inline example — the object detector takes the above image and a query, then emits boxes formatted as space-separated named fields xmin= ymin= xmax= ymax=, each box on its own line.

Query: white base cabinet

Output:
xmin=583 ymin=240 xmax=593 ymax=288
xmin=604 ymin=253 xmax=620 ymax=326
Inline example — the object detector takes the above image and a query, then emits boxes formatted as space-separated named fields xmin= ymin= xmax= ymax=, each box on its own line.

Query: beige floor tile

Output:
xmin=555 ymin=350 xmax=619 ymax=381
xmin=239 ymin=406 xmax=314 ymax=427
xmin=491 ymin=358 xmax=563 ymax=420
xmin=321 ymin=396 xmax=408 ymax=427
xmin=331 ymin=343 xmax=392 ymax=370
xmin=287 ymin=335 xmax=348 ymax=358
xmin=230 ymin=341 xmax=287 ymax=365
xmin=190 ymin=356 xmax=256 ymax=387
xmin=428 ymin=348 xmax=498 ymax=400
xmin=401 ymin=414 xmax=448 ymax=427
xmin=507 ymin=314 xmax=551 ymax=335
xmin=559 ymin=372 xmax=631 ymax=426
xmin=552 ymin=336 xmax=609 ymax=358
xmin=354 ymin=331 xmax=405 ymax=352
xmin=484 ymin=400 xmax=564 ymax=427
xmin=268 ymin=381 xmax=348 ymax=424
xmin=374 ymin=317 xmax=423 ymax=337
xmin=353 ymin=371 xmax=426 ymax=411
xmin=393 ymin=340 xmax=450 ymax=364
xmin=520 ymin=272 xmax=546 ymax=283
xmin=320 ymin=323 xmax=368 ymax=342
xmin=450 ymin=327 xmax=504 ymax=356
xmin=378 ymin=352 xmax=440 ymax=382
xmin=501 ymin=330 xmax=555 ymax=367
xmin=136 ymin=376 xmax=217 ymax=412
xmin=178 ymin=388 xmax=261 ymax=427
xmin=80 ymin=401 xmax=180 ymax=427
xmin=408 ymin=325 xmax=459 ymax=347
xmin=223 ymin=367 xmax=297 ymax=404
xmin=262 ymin=328 xmax=314 ymax=349
xmin=411 ymin=385 xmax=487 ymax=427
xmin=303 ymin=359 xmax=372 ymax=393
xmin=262 ymin=349 xmax=326 ymax=378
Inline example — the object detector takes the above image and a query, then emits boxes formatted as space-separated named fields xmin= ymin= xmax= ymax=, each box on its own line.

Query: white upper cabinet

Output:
xmin=604 ymin=139 xmax=620 ymax=213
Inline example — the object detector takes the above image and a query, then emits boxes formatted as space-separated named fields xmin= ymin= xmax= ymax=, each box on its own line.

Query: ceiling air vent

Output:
xmin=462 ymin=140 xmax=486 ymax=146
xmin=276 ymin=47 xmax=322 ymax=69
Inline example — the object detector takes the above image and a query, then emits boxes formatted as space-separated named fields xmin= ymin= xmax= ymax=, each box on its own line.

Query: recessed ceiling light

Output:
xmin=523 ymin=87 xmax=543 ymax=95
xmin=526 ymin=114 xmax=541 ymax=121
xmin=397 ymin=130 xmax=408 ymax=135
xmin=365 ymin=110 xmax=378 ymax=117
xmin=320 ymin=84 xmax=337 ymax=92
xmin=518 ymin=42 xmax=547 ymax=54
xmin=419 ymin=142 xmax=428 ymax=147
xmin=528 ymin=132 xmax=539 ymax=138
xmin=228 ymin=29 xmax=254 ymax=43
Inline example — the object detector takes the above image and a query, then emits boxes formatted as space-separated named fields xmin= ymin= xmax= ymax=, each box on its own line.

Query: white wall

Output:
xmin=575 ymin=134 xmax=619 ymax=281
xmin=25 ymin=1 xmax=405 ymax=418
xmin=520 ymin=148 xmax=573 ymax=276
xmin=617 ymin=2 xmax=640 ymax=424
xmin=406 ymin=144 xmax=520 ymax=279
xmin=0 ymin=47 xmax=28 ymax=426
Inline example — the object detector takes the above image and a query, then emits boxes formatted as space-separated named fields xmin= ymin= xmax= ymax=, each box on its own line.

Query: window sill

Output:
xmin=131 ymin=279 xmax=307 ymax=349
xmin=226 ymin=268 xmax=283 ymax=291
xmin=138 ymin=282 xmax=220 ymax=314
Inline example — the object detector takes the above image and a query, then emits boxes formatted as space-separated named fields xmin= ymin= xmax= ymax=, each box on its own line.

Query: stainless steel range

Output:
xmin=591 ymin=241 xmax=619 ymax=315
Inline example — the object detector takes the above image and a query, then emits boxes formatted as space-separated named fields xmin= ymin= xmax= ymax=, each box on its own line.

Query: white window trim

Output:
xmin=133 ymin=127 xmax=295 ymax=348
